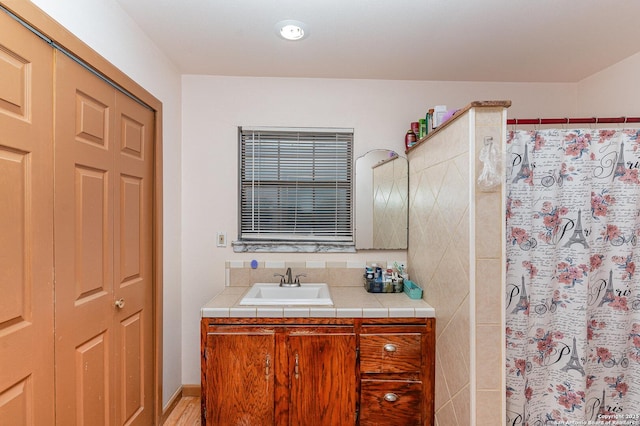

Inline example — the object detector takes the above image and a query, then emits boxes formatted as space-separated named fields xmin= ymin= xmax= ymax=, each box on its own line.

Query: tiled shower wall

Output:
xmin=407 ymin=104 xmax=506 ymax=425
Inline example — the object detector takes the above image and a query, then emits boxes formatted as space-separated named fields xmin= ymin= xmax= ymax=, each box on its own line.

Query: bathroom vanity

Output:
xmin=200 ymin=287 xmax=435 ymax=425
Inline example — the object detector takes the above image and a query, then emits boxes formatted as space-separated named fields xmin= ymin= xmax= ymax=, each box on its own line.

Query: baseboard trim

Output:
xmin=182 ymin=384 xmax=201 ymax=397
xmin=161 ymin=385 xmax=201 ymax=423
xmin=161 ymin=386 xmax=183 ymax=423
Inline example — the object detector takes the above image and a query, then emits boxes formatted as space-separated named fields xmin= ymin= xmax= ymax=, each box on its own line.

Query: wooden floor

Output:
xmin=163 ymin=396 xmax=201 ymax=425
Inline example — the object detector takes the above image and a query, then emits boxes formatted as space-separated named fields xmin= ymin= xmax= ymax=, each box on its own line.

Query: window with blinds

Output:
xmin=239 ymin=127 xmax=354 ymax=244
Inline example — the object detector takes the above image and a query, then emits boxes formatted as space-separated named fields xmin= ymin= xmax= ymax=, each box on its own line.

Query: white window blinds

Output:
xmin=239 ymin=127 xmax=354 ymax=242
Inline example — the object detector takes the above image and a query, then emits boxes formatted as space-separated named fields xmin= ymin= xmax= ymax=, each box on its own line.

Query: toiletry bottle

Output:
xmin=411 ymin=121 xmax=420 ymax=137
xmin=418 ymin=118 xmax=426 ymax=139
xmin=433 ymin=105 xmax=447 ymax=128
xmin=427 ymin=109 xmax=434 ymax=132
xmin=405 ymin=129 xmax=417 ymax=150
xmin=365 ymin=267 xmax=374 ymax=280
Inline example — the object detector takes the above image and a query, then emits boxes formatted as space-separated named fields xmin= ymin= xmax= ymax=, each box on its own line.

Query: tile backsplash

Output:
xmin=226 ymin=260 xmax=405 ymax=288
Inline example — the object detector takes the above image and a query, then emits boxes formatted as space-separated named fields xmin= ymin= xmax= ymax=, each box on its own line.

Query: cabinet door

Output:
xmin=287 ymin=328 xmax=357 ymax=426
xmin=204 ymin=331 xmax=275 ymax=425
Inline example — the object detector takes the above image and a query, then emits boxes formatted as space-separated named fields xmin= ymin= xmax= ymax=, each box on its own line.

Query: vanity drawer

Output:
xmin=360 ymin=334 xmax=422 ymax=373
xmin=359 ymin=379 xmax=422 ymax=425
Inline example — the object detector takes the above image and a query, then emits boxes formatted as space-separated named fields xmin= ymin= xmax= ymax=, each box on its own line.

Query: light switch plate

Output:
xmin=216 ymin=232 xmax=227 ymax=247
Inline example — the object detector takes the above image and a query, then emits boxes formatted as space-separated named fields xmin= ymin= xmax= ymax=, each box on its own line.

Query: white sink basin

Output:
xmin=239 ymin=283 xmax=333 ymax=306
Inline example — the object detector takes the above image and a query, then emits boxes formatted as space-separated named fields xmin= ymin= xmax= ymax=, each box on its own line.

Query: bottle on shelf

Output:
xmin=426 ymin=108 xmax=434 ymax=132
xmin=405 ymin=129 xmax=417 ymax=150
xmin=411 ymin=121 xmax=420 ymax=136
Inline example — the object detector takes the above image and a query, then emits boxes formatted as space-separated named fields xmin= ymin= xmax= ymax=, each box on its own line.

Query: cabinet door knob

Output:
xmin=115 ymin=298 xmax=125 ymax=309
xmin=383 ymin=344 xmax=397 ymax=352
xmin=384 ymin=393 xmax=398 ymax=402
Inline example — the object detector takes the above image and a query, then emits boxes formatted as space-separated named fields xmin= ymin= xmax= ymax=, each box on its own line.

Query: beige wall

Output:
xmin=407 ymin=105 xmax=506 ymax=425
xmin=577 ymin=51 xmax=640 ymax=117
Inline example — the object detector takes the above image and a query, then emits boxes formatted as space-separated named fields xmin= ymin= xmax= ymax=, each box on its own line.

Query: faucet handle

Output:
xmin=273 ymin=273 xmax=285 ymax=285
xmin=294 ymin=273 xmax=307 ymax=284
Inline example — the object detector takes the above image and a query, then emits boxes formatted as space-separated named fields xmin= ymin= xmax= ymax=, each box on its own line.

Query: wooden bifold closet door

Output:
xmin=54 ymin=52 xmax=155 ymax=425
xmin=0 ymin=9 xmax=55 ymax=425
xmin=0 ymin=7 xmax=156 ymax=424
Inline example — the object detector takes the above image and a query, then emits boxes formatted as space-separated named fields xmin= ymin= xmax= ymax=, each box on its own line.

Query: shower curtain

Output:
xmin=505 ymin=128 xmax=640 ymax=425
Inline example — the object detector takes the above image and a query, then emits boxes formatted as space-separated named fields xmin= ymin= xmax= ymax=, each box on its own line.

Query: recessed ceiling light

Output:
xmin=275 ymin=20 xmax=308 ymax=41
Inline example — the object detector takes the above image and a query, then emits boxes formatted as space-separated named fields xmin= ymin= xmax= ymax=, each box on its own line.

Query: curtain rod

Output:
xmin=507 ymin=116 xmax=640 ymax=125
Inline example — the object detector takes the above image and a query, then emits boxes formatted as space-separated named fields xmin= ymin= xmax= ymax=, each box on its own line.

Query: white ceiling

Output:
xmin=115 ymin=0 xmax=640 ymax=83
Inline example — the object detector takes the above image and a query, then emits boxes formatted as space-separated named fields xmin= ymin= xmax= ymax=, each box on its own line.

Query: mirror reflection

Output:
xmin=355 ymin=149 xmax=408 ymax=250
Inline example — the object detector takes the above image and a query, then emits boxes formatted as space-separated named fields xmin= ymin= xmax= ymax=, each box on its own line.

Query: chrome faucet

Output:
xmin=274 ymin=267 xmax=305 ymax=287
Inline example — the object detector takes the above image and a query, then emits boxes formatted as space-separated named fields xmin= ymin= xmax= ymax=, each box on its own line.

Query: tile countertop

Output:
xmin=201 ymin=286 xmax=435 ymax=318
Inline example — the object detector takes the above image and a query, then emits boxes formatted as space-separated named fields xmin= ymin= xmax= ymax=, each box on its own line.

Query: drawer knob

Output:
xmin=383 ymin=344 xmax=397 ymax=352
xmin=384 ymin=393 xmax=399 ymax=402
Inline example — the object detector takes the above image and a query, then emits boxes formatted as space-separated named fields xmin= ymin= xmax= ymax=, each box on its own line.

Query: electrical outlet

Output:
xmin=216 ymin=232 xmax=227 ymax=247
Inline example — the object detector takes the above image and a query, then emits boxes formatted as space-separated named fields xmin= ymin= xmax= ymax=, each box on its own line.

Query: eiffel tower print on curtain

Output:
xmin=560 ymin=336 xmax=586 ymax=376
xmin=598 ymin=269 xmax=616 ymax=307
xmin=598 ymin=390 xmax=607 ymax=418
xmin=512 ymin=142 xmax=532 ymax=184
xmin=511 ymin=275 xmax=529 ymax=314
xmin=613 ymin=141 xmax=626 ymax=180
xmin=564 ymin=209 xmax=589 ymax=249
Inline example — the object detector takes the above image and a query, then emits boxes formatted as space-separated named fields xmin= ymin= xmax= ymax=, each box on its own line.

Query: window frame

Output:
xmin=234 ymin=126 xmax=355 ymax=253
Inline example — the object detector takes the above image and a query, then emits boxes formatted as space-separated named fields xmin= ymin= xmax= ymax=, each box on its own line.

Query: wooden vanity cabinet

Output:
xmin=201 ymin=317 xmax=435 ymax=426
xmin=201 ymin=319 xmax=357 ymax=425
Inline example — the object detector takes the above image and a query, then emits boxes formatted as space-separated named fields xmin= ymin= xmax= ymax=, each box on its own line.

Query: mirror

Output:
xmin=355 ymin=149 xmax=408 ymax=250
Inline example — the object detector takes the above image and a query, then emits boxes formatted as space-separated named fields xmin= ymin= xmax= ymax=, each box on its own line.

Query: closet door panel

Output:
xmin=113 ymin=92 xmax=154 ymax=425
xmin=0 ymin=9 xmax=54 ymax=425
xmin=54 ymin=51 xmax=116 ymax=426
xmin=75 ymin=333 xmax=110 ymax=424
